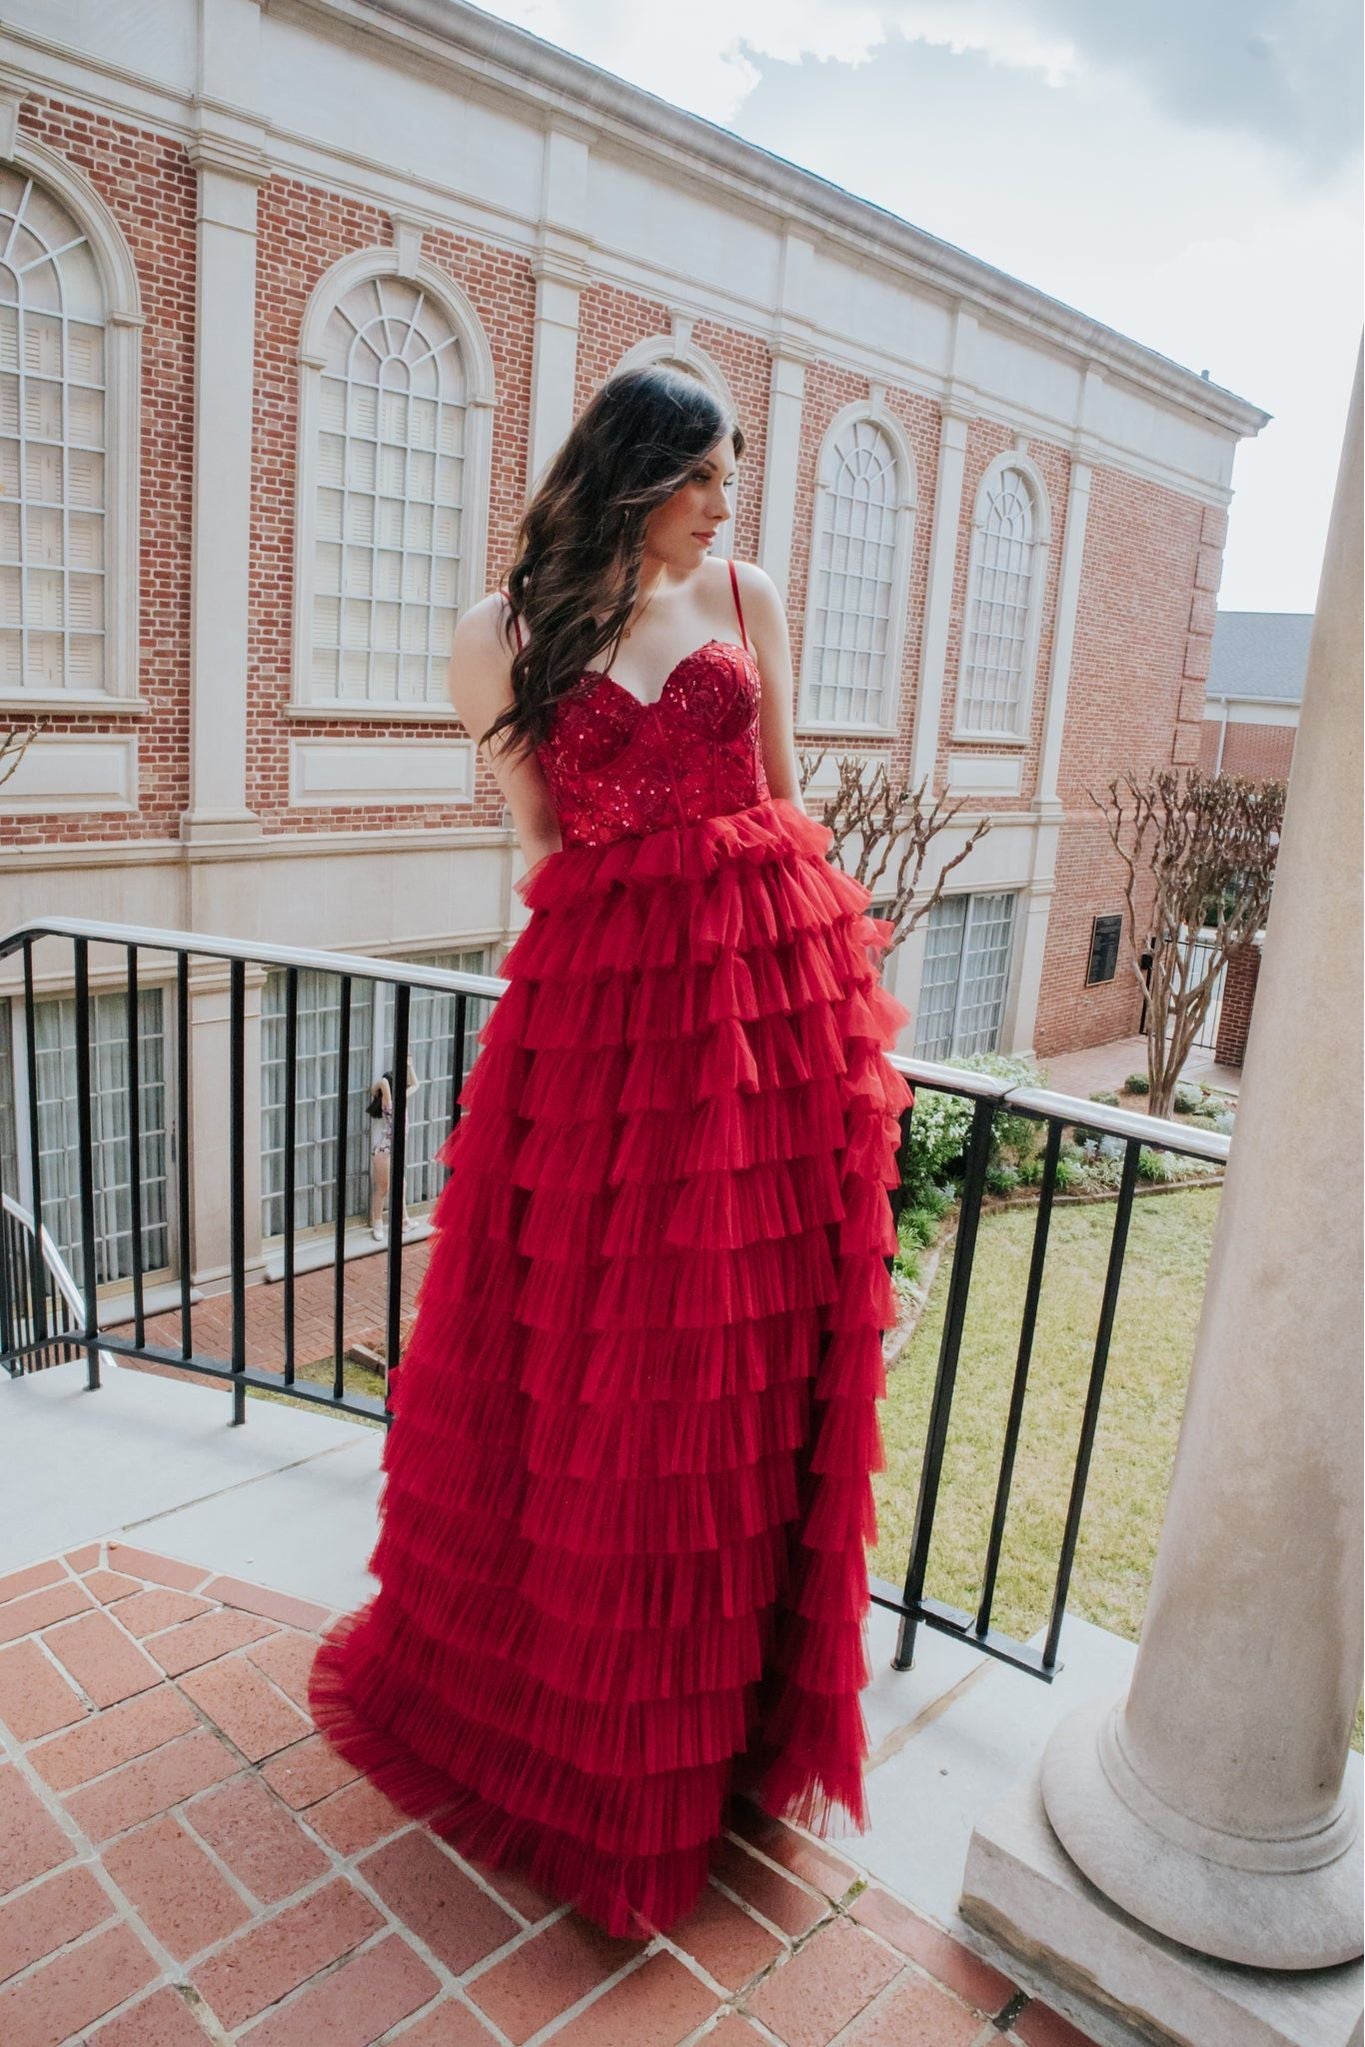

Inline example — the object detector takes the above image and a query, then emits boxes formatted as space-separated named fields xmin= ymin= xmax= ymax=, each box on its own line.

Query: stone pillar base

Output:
xmin=178 ymin=808 xmax=263 ymax=846
xmin=960 ymin=1754 xmax=1364 ymax=2047
xmin=1042 ymin=1691 xmax=1363 ymax=1970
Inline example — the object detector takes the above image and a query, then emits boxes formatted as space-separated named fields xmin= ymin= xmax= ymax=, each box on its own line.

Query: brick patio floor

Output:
xmin=134 ymin=1234 xmax=433 ymax=1385
xmin=0 ymin=1542 xmax=1103 ymax=2047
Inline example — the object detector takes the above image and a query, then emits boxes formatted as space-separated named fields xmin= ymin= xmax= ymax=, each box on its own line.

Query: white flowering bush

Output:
xmin=899 ymin=1085 xmax=975 ymax=1206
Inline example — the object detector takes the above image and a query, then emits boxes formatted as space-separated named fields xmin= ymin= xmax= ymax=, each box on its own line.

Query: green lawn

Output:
xmin=872 ymin=1186 xmax=1364 ymax=1752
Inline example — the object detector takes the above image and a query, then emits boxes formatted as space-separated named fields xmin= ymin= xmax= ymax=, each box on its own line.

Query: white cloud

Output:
xmin=479 ymin=1 xmax=1363 ymax=607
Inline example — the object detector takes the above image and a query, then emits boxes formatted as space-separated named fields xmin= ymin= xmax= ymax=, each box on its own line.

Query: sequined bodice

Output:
xmin=535 ymin=639 xmax=770 ymax=849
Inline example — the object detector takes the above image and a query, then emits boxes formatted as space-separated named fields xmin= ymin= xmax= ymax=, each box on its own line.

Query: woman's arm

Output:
xmin=736 ymin=563 xmax=807 ymax=811
xmin=445 ymin=595 xmax=563 ymax=875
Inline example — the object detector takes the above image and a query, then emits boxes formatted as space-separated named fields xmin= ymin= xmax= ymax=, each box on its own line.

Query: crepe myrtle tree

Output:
xmin=796 ymin=748 xmax=991 ymax=963
xmin=1090 ymin=764 xmax=1284 ymax=1120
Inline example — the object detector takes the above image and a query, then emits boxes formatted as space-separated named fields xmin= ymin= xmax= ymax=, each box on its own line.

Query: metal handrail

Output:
xmin=0 ymin=916 xmax=1230 ymax=1165
xmin=1 ymin=912 xmax=1234 ymax=1686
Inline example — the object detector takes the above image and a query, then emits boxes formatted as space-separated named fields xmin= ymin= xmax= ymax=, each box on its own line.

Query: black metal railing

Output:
xmin=876 ymin=1061 xmax=1227 ymax=1677
xmin=0 ymin=916 xmax=1230 ymax=1688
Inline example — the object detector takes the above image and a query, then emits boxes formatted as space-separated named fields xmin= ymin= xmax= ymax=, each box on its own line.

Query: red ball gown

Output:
xmin=306 ymin=558 xmax=914 ymax=1939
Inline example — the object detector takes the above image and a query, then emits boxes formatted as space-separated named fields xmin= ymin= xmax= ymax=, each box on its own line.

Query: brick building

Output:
xmin=0 ymin=0 xmax=1268 ymax=1310
xmin=1199 ymin=610 xmax=1309 ymax=781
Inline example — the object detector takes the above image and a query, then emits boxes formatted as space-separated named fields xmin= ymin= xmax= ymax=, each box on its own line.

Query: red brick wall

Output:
xmin=248 ymin=176 xmax=537 ymax=833
xmin=1214 ymin=938 xmax=1261 ymax=1065
xmin=3 ymin=96 xmax=195 ymax=848
xmin=1198 ymin=715 xmax=1296 ymax=780
xmin=1031 ymin=494 xmax=1223 ymax=1057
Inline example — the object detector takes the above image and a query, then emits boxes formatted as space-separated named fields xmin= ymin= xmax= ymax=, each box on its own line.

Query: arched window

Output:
xmin=956 ymin=458 xmax=1049 ymax=739
xmin=800 ymin=409 xmax=914 ymax=730
xmin=0 ymin=167 xmax=115 ymax=697
xmin=295 ymin=251 xmax=494 ymax=710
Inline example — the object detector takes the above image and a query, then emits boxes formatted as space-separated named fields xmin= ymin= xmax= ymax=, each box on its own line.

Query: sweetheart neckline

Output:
xmin=577 ymin=639 xmax=757 ymax=712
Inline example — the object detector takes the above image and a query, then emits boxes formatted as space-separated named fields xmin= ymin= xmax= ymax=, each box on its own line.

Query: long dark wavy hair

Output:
xmin=481 ymin=366 xmax=746 ymax=760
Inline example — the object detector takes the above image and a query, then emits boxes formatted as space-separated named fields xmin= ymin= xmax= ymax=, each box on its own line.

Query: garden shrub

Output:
xmin=900 ymin=1204 xmax=941 ymax=1248
xmin=900 ymin=1050 xmax=1052 ymax=1209
xmin=1125 ymin=1072 xmax=1150 ymax=1094
xmin=898 ymin=1085 xmax=974 ymax=1207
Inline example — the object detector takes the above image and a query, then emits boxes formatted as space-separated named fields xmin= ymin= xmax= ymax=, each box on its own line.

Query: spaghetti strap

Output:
xmin=727 ymin=557 xmax=749 ymax=653
xmin=499 ymin=588 xmax=523 ymax=652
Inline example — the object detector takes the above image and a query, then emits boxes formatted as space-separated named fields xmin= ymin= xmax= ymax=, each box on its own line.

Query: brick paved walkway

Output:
xmin=136 ymin=1236 xmax=434 ymax=1384
xmin=0 ymin=1542 xmax=1102 ymax=2046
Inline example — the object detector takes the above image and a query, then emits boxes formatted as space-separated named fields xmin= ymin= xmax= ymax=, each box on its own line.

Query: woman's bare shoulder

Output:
xmin=446 ymin=590 xmax=520 ymax=726
xmin=727 ymin=557 xmax=779 ymax=613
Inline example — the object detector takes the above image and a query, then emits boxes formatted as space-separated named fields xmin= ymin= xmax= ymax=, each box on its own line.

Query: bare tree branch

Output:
xmin=0 ymin=718 xmax=45 ymax=790
xmin=1089 ymin=764 xmax=1284 ymax=1116
xmin=797 ymin=748 xmax=992 ymax=958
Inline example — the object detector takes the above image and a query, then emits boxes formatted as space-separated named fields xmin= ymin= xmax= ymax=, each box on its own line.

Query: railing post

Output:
xmin=72 ymin=937 xmax=101 ymax=1390
xmin=894 ymin=1089 xmax=997 ymax=1671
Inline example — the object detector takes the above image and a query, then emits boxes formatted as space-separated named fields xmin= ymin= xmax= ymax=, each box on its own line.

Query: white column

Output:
xmin=526 ymin=123 xmax=591 ymax=499
xmin=180 ymin=126 xmax=265 ymax=843
xmin=180 ymin=0 xmax=265 ymax=841
xmin=759 ymin=230 xmax=816 ymax=603
xmin=1036 ymin=443 xmax=1095 ymax=806
xmin=758 ymin=344 xmax=810 ymax=604
xmin=909 ymin=407 xmax=971 ymax=796
xmin=1006 ymin=869 xmax=1056 ymax=1058
xmin=1039 ymin=341 xmax=1364 ymax=1968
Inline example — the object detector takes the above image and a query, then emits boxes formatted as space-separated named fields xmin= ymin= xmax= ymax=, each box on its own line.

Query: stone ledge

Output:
xmin=961 ymin=1766 xmax=1364 ymax=2047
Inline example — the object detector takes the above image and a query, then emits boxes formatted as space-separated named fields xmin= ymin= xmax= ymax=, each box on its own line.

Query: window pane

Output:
xmin=310 ymin=275 xmax=468 ymax=709
xmin=260 ymin=971 xmax=374 ymax=1238
xmin=959 ymin=467 xmax=1035 ymax=735
xmin=912 ymin=896 xmax=966 ymax=1061
xmin=0 ymin=171 xmax=109 ymax=695
xmin=912 ymin=891 xmax=1018 ymax=1060
xmin=804 ymin=415 xmax=900 ymax=729
xmin=378 ymin=952 xmax=493 ymax=1208
xmin=28 ymin=987 xmax=168 ymax=1289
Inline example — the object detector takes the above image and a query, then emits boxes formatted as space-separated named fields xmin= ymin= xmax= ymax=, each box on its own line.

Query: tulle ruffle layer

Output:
xmin=306 ymin=795 xmax=913 ymax=1939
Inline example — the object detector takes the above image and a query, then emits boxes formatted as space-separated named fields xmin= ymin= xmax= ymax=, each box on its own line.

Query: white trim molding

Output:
xmin=947 ymin=751 xmax=1023 ymax=796
xmin=952 ymin=446 xmax=1053 ymax=745
xmin=797 ymin=390 xmax=918 ymax=737
xmin=1 ymin=729 xmax=137 ymax=810
xmin=288 ymin=734 xmax=476 ymax=806
xmin=1203 ymin=696 xmax=1300 ymax=726
xmin=290 ymin=233 xmax=498 ymax=718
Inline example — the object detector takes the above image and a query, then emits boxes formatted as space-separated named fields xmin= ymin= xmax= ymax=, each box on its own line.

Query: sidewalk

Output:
xmin=1040 ymin=1034 xmax=1241 ymax=1103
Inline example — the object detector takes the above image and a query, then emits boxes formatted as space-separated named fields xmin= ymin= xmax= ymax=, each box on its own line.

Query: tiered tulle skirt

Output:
xmin=306 ymin=794 xmax=914 ymax=1938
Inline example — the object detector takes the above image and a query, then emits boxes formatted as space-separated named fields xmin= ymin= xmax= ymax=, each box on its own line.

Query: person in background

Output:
xmin=367 ymin=1056 xmax=420 ymax=1240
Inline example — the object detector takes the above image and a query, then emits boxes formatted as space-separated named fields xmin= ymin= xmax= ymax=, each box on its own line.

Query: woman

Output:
xmin=307 ymin=365 xmax=914 ymax=1940
xmin=367 ymin=1059 xmax=420 ymax=1241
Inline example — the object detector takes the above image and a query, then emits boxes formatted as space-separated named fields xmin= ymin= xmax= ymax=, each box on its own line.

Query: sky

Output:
xmin=473 ymin=0 xmax=1361 ymax=612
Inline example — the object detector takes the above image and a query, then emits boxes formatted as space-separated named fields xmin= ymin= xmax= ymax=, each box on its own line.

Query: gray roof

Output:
xmin=1206 ymin=611 xmax=1313 ymax=703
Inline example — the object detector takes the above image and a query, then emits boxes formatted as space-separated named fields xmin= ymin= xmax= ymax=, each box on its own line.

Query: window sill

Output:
xmin=950 ymin=731 xmax=1028 ymax=747
xmin=0 ymin=694 xmax=149 ymax=716
xmin=283 ymin=702 xmax=463 ymax=725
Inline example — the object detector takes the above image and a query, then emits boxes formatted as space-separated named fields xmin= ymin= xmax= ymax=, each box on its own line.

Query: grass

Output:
xmin=245 ymin=1352 xmax=389 ymax=1427
xmin=872 ymin=1185 xmax=1364 ymax=1753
